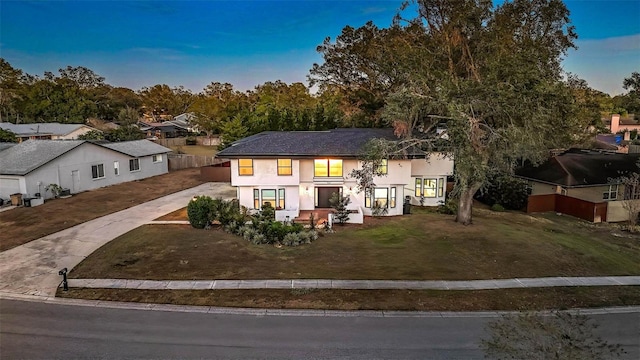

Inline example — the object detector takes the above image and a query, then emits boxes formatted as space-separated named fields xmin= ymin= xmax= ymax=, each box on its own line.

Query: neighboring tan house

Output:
xmin=0 ymin=123 xmax=100 ymax=142
xmin=516 ymin=148 xmax=640 ymax=222
xmin=215 ymin=128 xmax=454 ymax=224
xmin=0 ymin=139 xmax=171 ymax=201
xmin=604 ymin=114 xmax=640 ymax=134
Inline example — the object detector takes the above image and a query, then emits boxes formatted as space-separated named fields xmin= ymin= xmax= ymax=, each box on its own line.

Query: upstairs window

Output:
xmin=238 ymin=159 xmax=253 ymax=176
xmin=377 ymin=159 xmax=388 ymax=175
xmin=314 ymin=159 xmax=342 ymax=177
xmin=277 ymin=159 xmax=292 ymax=176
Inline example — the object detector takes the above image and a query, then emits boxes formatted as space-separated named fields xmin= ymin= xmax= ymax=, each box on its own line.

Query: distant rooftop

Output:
xmin=516 ymin=148 xmax=640 ymax=187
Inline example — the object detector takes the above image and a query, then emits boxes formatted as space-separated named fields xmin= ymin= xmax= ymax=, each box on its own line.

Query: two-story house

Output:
xmin=215 ymin=128 xmax=454 ymax=224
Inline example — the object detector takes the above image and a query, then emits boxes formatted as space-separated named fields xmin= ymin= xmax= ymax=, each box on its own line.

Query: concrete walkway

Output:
xmin=0 ymin=183 xmax=235 ymax=297
xmin=67 ymin=276 xmax=640 ymax=291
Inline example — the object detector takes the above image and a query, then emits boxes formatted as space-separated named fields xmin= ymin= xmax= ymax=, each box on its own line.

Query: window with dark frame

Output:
xmin=91 ymin=164 xmax=105 ymax=179
xmin=129 ymin=158 xmax=140 ymax=171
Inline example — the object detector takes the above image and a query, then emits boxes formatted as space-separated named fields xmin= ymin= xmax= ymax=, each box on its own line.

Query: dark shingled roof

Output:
xmin=216 ymin=128 xmax=418 ymax=158
xmin=516 ymin=149 xmax=640 ymax=187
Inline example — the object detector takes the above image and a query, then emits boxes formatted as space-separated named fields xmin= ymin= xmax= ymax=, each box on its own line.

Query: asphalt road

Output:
xmin=1 ymin=299 xmax=638 ymax=359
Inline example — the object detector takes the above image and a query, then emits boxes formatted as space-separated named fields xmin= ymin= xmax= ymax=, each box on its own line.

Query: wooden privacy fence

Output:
xmin=168 ymin=154 xmax=225 ymax=171
xmin=527 ymin=194 xmax=607 ymax=222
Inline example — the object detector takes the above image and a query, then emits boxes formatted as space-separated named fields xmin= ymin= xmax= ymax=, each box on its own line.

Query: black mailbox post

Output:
xmin=58 ymin=268 xmax=68 ymax=291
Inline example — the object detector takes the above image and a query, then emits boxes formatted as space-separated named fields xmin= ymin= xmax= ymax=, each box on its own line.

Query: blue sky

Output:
xmin=1 ymin=0 xmax=638 ymax=95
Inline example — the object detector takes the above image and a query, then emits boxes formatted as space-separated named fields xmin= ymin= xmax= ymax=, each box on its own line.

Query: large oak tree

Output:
xmin=314 ymin=0 xmax=591 ymax=224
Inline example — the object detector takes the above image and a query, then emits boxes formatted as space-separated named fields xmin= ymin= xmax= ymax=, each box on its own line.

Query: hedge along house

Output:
xmin=0 ymin=139 xmax=171 ymax=201
xmin=516 ymin=148 xmax=640 ymax=223
xmin=215 ymin=128 xmax=454 ymax=224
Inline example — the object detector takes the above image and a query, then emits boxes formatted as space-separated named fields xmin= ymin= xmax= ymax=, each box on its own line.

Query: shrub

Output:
xmin=490 ymin=203 xmax=505 ymax=212
xmin=186 ymin=137 xmax=197 ymax=145
xmin=187 ymin=196 xmax=214 ymax=229
xmin=282 ymin=232 xmax=302 ymax=246
xmin=475 ymin=172 xmax=529 ymax=210
xmin=329 ymin=192 xmax=351 ymax=225
xmin=251 ymin=233 xmax=268 ymax=245
xmin=437 ymin=198 xmax=458 ymax=215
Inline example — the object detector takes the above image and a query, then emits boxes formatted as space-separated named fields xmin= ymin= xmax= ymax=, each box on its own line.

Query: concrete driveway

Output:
xmin=0 ymin=182 xmax=235 ymax=297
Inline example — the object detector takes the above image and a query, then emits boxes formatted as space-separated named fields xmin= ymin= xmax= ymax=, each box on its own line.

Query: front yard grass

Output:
xmin=69 ymin=209 xmax=640 ymax=281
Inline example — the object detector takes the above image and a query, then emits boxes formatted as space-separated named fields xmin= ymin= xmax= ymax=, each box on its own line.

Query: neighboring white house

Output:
xmin=215 ymin=128 xmax=454 ymax=224
xmin=0 ymin=139 xmax=171 ymax=201
xmin=0 ymin=122 xmax=99 ymax=142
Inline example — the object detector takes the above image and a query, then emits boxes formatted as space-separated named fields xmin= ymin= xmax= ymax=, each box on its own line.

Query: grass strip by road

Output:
xmin=0 ymin=168 xmax=206 ymax=252
xmin=69 ymin=210 xmax=640 ymax=281
xmin=56 ymin=286 xmax=640 ymax=311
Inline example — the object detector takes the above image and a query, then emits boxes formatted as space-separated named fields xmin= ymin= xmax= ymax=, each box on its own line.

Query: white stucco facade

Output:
xmin=229 ymin=154 xmax=454 ymax=223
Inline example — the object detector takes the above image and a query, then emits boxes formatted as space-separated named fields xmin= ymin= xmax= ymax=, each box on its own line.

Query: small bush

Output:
xmin=186 ymin=137 xmax=197 ymax=145
xmin=251 ymin=233 xmax=268 ymax=245
xmin=282 ymin=232 xmax=302 ymax=246
xmin=329 ymin=192 xmax=351 ymax=225
xmin=437 ymin=198 xmax=458 ymax=215
xmin=187 ymin=196 xmax=214 ymax=229
xmin=490 ymin=203 xmax=505 ymax=212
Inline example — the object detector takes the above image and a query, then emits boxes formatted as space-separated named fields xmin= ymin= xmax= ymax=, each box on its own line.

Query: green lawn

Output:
xmin=170 ymin=145 xmax=216 ymax=156
xmin=69 ymin=208 xmax=640 ymax=281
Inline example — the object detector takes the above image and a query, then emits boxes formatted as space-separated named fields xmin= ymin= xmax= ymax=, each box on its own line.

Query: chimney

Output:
xmin=611 ymin=114 xmax=620 ymax=133
xmin=624 ymin=131 xmax=631 ymax=141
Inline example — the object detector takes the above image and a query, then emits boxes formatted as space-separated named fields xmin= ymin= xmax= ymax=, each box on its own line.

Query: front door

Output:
xmin=316 ymin=187 xmax=341 ymax=208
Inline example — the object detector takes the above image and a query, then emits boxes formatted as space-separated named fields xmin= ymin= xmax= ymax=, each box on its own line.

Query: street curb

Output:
xmin=2 ymin=292 xmax=639 ymax=318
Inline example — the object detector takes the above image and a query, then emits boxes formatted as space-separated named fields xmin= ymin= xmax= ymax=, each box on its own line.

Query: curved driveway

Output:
xmin=0 ymin=183 xmax=235 ymax=297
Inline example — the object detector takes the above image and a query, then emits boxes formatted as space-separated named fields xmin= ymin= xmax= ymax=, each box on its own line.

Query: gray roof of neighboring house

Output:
xmin=516 ymin=148 xmax=640 ymax=187
xmin=216 ymin=128 xmax=423 ymax=158
xmin=0 ymin=140 xmax=85 ymax=175
xmin=0 ymin=123 xmax=97 ymax=136
xmin=0 ymin=142 xmax=17 ymax=152
xmin=0 ymin=139 xmax=171 ymax=176
xmin=100 ymin=140 xmax=172 ymax=157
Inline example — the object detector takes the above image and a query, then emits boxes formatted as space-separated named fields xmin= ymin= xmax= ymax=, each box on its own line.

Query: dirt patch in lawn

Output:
xmin=69 ymin=210 xmax=640 ymax=281
xmin=57 ymin=286 xmax=640 ymax=311
xmin=0 ymin=168 xmax=206 ymax=252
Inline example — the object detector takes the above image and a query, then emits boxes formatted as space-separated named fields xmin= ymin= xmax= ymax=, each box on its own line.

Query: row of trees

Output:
xmin=1 ymin=0 xmax=639 ymax=224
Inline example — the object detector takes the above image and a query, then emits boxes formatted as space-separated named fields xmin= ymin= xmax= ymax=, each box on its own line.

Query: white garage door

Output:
xmin=0 ymin=177 xmax=21 ymax=198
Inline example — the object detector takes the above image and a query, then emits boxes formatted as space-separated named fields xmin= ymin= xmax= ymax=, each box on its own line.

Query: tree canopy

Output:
xmin=314 ymin=0 xmax=592 ymax=224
